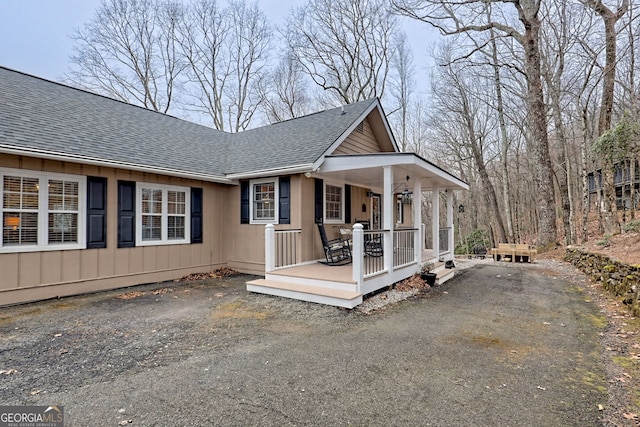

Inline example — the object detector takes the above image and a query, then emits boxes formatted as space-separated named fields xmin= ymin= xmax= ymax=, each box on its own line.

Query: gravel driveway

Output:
xmin=0 ymin=262 xmax=608 ymax=426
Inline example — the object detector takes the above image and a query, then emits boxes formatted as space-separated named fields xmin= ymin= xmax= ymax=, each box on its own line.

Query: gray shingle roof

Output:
xmin=0 ymin=67 xmax=379 ymax=180
xmin=225 ymin=99 xmax=376 ymax=174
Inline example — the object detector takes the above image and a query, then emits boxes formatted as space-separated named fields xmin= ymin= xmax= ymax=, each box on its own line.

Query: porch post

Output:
xmin=432 ymin=187 xmax=440 ymax=260
xmin=413 ymin=180 xmax=422 ymax=267
xmin=352 ymin=223 xmax=364 ymax=293
xmin=265 ymin=224 xmax=275 ymax=273
xmin=447 ymin=189 xmax=454 ymax=261
xmin=383 ymin=166 xmax=394 ymax=273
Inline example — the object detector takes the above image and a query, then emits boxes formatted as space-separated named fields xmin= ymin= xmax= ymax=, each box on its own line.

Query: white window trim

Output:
xmin=323 ymin=181 xmax=344 ymax=224
xmin=135 ymin=182 xmax=190 ymax=246
xmin=0 ymin=168 xmax=86 ymax=253
xmin=249 ymin=177 xmax=279 ymax=225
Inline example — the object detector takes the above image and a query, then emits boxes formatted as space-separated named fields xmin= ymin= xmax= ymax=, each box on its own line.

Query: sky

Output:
xmin=0 ymin=0 xmax=436 ymax=94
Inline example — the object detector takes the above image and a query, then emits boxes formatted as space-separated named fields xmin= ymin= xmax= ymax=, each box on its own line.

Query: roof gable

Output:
xmin=224 ymin=99 xmax=385 ymax=176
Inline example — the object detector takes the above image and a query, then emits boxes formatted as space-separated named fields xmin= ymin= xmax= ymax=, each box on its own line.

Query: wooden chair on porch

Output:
xmin=354 ymin=219 xmax=383 ymax=257
xmin=317 ymin=223 xmax=352 ymax=265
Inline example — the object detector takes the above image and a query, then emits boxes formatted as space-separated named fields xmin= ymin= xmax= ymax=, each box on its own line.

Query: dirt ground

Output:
xmin=571 ymin=232 xmax=640 ymax=266
xmin=0 ymin=260 xmax=633 ymax=426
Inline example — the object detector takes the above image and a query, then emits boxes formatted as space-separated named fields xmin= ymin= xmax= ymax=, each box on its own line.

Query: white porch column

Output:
xmin=413 ymin=179 xmax=422 ymax=267
xmin=265 ymin=224 xmax=275 ymax=273
xmin=352 ymin=223 xmax=364 ymax=293
xmin=383 ymin=166 xmax=394 ymax=273
xmin=432 ymin=187 xmax=440 ymax=260
xmin=447 ymin=189 xmax=454 ymax=261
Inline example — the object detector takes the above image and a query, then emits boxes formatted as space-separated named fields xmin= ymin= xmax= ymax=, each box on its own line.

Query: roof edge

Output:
xmin=226 ymin=164 xmax=314 ymax=180
xmin=0 ymin=145 xmax=232 ymax=184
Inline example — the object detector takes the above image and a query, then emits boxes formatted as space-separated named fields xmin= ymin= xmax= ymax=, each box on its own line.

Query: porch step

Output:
xmin=436 ymin=268 xmax=455 ymax=285
xmin=246 ymin=279 xmax=363 ymax=309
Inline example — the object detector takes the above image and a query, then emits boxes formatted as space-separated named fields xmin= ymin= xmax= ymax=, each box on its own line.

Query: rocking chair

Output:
xmin=317 ymin=223 xmax=352 ymax=265
xmin=355 ymin=219 xmax=383 ymax=257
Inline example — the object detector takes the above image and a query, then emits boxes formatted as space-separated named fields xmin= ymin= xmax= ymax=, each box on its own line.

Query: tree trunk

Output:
xmin=489 ymin=29 xmax=515 ymax=243
xmin=586 ymin=0 xmax=629 ymax=234
xmin=549 ymin=84 xmax=572 ymax=245
xmin=580 ymin=137 xmax=590 ymax=243
xmin=631 ymin=158 xmax=637 ymax=215
xmin=520 ymin=11 xmax=558 ymax=247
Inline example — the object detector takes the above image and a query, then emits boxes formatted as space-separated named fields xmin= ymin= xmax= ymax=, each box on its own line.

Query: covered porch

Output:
xmin=247 ymin=153 xmax=469 ymax=308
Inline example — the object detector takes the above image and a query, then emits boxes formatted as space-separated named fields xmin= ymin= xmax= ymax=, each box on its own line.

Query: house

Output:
xmin=588 ymin=161 xmax=640 ymax=210
xmin=0 ymin=66 xmax=468 ymax=308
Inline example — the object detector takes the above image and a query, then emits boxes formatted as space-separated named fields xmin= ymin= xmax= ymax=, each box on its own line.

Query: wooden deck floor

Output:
xmin=270 ymin=249 xmax=436 ymax=283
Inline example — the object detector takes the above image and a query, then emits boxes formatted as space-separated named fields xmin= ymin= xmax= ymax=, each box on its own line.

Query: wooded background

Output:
xmin=66 ymin=0 xmax=640 ymax=251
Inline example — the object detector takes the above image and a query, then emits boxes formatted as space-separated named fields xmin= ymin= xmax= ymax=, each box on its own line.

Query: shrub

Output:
xmin=455 ymin=229 xmax=491 ymax=255
xmin=622 ymin=219 xmax=640 ymax=233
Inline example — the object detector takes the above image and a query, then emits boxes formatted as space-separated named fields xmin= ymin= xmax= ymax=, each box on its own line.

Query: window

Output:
xmin=1 ymin=168 xmax=86 ymax=252
xmin=48 ymin=180 xmax=79 ymax=243
xmin=250 ymin=178 xmax=278 ymax=224
xmin=136 ymin=183 xmax=190 ymax=246
xmin=324 ymin=183 xmax=343 ymax=223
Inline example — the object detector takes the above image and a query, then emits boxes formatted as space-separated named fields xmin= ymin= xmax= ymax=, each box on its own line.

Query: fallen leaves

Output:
xmin=394 ymin=274 xmax=430 ymax=292
xmin=175 ymin=267 xmax=238 ymax=282
xmin=115 ymin=291 xmax=146 ymax=300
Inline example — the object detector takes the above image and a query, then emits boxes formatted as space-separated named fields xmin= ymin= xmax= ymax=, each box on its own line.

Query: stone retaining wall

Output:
xmin=565 ymin=247 xmax=640 ymax=316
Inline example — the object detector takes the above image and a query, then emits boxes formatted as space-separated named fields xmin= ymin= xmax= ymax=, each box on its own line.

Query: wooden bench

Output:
xmin=490 ymin=243 xmax=536 ymax=263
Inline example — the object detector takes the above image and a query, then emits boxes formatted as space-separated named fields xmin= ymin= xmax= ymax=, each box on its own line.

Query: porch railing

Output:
xmin=363 ymin=230 xmax=385 ymax=277
xmin=274 ymin=229 xmax=301 ymax=268
xmin=393 ymin=228 xmax=416 ymax=268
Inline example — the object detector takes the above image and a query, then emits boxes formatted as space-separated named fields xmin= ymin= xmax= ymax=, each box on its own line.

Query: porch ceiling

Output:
xmin=317 ymin=153 xmax=469 ymax=192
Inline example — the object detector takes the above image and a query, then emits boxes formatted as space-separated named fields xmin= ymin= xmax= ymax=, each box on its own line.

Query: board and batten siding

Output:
xmin=0 ymin=155 xmax=228 ymax=306
xmin=333 ymin=118 xmax=383 ymax=155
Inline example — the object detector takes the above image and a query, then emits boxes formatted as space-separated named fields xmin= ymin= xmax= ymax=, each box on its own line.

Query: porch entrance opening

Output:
xmin=371 ymin=194 xmax=381 ymax=230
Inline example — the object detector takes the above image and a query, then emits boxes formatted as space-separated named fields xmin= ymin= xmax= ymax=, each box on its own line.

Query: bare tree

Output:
xmin=486 ymin=23 xmax=515 ymax=243
xmin=176 ymin=0 xmax=272 ymax=131
xmin=393 ymin=0 xmax=558 ymax=248
xmin=260 ymin=54 xmax=314 ymax=123
xmin=225 ymin=0 xmax=272 ymax=131
xmin=429 ymin=45 xmax=508 ymax=244
xmin=539 ymin=1 xmax=592 ymax=245
xmin=67 ymin=0 xmax=185 ymax=114
xmin=284 ymin=0 xmax=400 ymax=105
xmin=388 ymin=32 xmax=415 ymax=151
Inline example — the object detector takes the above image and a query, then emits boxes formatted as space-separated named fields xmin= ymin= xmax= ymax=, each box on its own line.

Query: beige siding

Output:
xmin=0 ymin=155 xmax=228 ymax=306
xmin=333 ymin=118 xmax=383 ymax=155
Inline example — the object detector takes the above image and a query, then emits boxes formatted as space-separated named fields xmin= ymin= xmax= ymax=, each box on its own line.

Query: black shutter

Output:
xmin=314 ymin=178 xmax=324 ymax=224
xmin=117 ymin=180 xmax=136 ymax=248
xmin=279 ymin=176 xmax=290 ymax=224
xmin=240 ymin=181 xmax=250 ymax=224
xmin=86 ymin=176 xmax=107 ymax=249
xmin=344 ymin=184 xmax=351 ymax=223
xmin=191 ymin=187 xmax=203 ymax=244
